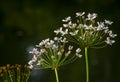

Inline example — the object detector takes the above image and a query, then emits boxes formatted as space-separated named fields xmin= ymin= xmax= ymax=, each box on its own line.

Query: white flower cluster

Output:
xmin=54 ymin=12 xmax=117 ymax=48
xmin=28 ymin=37 xmax=82 ymax=69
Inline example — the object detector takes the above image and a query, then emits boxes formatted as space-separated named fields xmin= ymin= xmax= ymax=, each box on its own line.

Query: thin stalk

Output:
xmin=85 ymin=47 xmax=89 ymax=82
xmin=54 ymin=68 xmax=59 ymax=82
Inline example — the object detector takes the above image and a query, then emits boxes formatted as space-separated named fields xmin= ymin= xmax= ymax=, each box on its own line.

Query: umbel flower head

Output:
xmin=54 ymin=12 xmax=117 ymax=48
xmin=28 ymin=37 xmax=82 ymax=69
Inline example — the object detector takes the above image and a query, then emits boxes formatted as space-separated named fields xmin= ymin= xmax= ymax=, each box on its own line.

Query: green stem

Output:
xmin=85 ymin=47 xmax=89 ymax=82
xmin=54 ymin=68 xmax=59 ymax=82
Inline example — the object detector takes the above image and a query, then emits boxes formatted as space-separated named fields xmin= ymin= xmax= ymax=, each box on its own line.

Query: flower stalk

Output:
xmin=54 ymin=68 xmax=59 ymax=82
xmin=85 ymin=47 xmax=89 ymax=82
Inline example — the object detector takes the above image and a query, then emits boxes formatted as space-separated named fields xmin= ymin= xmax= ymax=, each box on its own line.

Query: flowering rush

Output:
xmin=54 ymin=12 xmax=117 ymax=48
xmin=0 ymin=64 xmax=30 ymax=82
xmin=28 ymin=37 xmax=82 ymax=69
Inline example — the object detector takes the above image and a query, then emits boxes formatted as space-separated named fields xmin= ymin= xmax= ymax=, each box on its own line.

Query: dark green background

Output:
xmin=0 ymin=0 xmax=120 ymax=82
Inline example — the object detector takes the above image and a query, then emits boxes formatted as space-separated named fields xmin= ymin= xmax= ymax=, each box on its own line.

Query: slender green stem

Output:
xmin=85 ymin=47 xmax=89 ymax=82
xmin=54 ymin=68 xmax=59 ymax=82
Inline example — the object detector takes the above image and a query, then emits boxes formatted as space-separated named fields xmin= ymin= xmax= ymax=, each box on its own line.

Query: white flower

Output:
xmin=68 ymin=21 xmax=72 ymax=26
xmin=61 ymin=29 xmax=68 ymax=36
xmin=69 ymin=30 xmax=79 ymax=36
xmin=52 ymin=44 xmax=58 ymax=51
xmin=76 ymin=53 xmax=82 ymax=58
xmin=104 ymin=29 xmax=109 ymax=33
xmin=63 ymin=21 xmax=72 ymax=27
xmin=50 ymin=40 xmax=54 ymax=44
xmin=63 ymin=24 xmax=68 ymax=27
xmin=62 ymin=16 xmax=71 ymax=22
xmin=32 ymin=55 xmax=37 ymax=62
xmin=57 ymin=51 xmax=61 ymax=55
xmin=60 ymin=37 xmax=68 ymax=43
xmin=54 ymin=37 xmax=59 ymax=41
xmin=97 ymin=22 xmax=105 ymax=30
xmin=83 ymin=24 xmax=93 ymax=30
xmin=36 ymin=41 xmax=44 ymax=47
xmin=29 ymin=48 xmax=39 ymax=54
xmin=28 ymin=65 xmax=33 ymax=69
xmin=105 ymin=20 xmax=113 ymax=25
xmin=108 ymin=30 xmax=117 ymax=38
xmin=76 ymin=48 xmax=81 ymax=53
xmin=28 ymin=60 xmax=33 ymax=65
xmin=43 ymin=38 xmax=50 ymax=44
xmin=76 ymin=12 xmax=85 ymax=17
xmin=86 ymin=13 xmax=97 ymax=20
xmin=75 ymin=48 xmax=82 ymax=58
xmin=40 ymin=49 xmax=46 ymax=54
xmin=45 ymin=42 xmax=51 ymax=48
xmin=54 ymin=29 xmax=60 ymax=35
xmin=54 ymin=37 xmax=63 ymax=42
xmin=65 ymin=51 xmax=71 ymax=57
xmin=105 ymin=37 xmax=115 ymax=45
xmin=71 ymin=23 xmax=77 ymax=28
xmin=54 ymin=27 xmax=63 ymax=35
xmin=68 ymin=45 xmax=73 ymax=50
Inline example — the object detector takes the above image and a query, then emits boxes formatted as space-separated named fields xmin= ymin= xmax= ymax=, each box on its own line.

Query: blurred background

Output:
xmin=0 ymin=0 xmax=120 ymax=82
